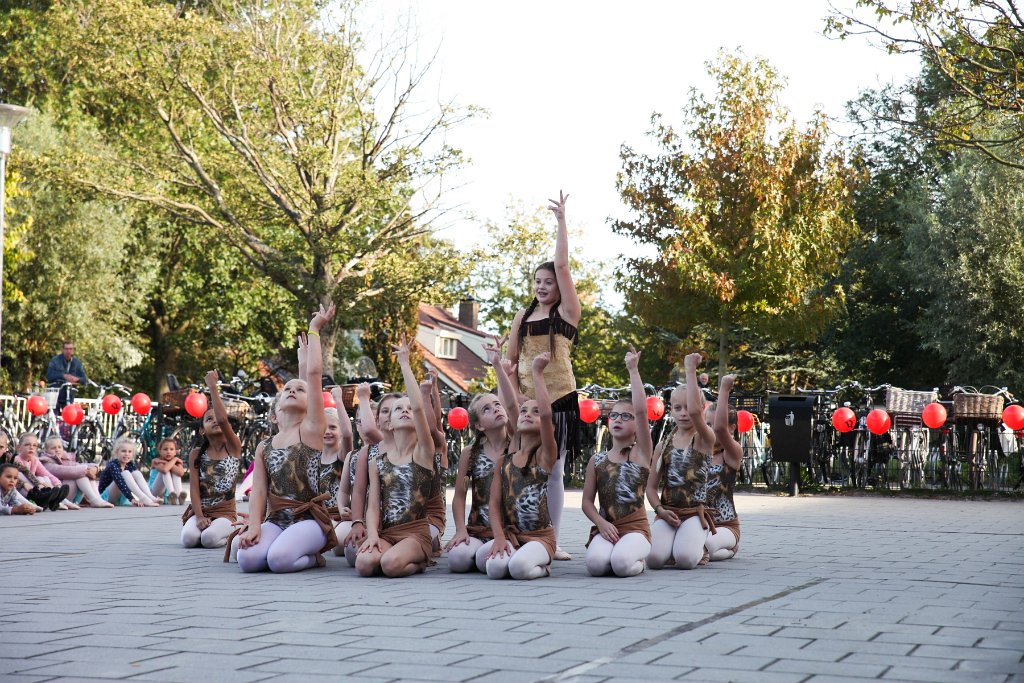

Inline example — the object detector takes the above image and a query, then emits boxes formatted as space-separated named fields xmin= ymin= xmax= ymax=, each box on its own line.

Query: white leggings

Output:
xmin=705 ymin=527 xmax=738 ymax=561
xmin=648 ymin=516 xmax=706 ymax=570
xmin=237 ymin=520 xmax=326 ymax=573
xmin=103 ymin=471 xmax=158 ymax=504
xmin=65 ymin=477 xmax=106 ymax=506
xmin=151 ymin=472 xmax=183 ymax=497
xmin=181 ymin=516 xmax=234 ymax=548
xmin=485 ymin=540 xmax=551 ymax=580
xmin=448 ymin=536 xmax=487 ymax=573
xmin=585 ymin=532 xmax=651 ymax=577
xmin=548 ymin=454 xmax=565 ymax=543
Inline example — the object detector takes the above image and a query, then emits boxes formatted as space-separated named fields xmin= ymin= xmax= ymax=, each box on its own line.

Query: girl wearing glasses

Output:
xmin=580 ymin=346 xmax=653 ymax=577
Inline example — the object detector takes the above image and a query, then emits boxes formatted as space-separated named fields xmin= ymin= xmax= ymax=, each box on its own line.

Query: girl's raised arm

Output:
xmin=625 ymin=346 xmax=653 ymax=467
xmin=395 ymin=335 xmax=433 ymax=464
xmin=303 ymin=302 xmax=335 ymax=441
xmin=205 ymin=370 xmax=242 ymax=456
xmin=715 ymin=375 xmax=743 ymax=470
xmin=332 ymin=386 xmax=354 ymax=456
xmin=532 ymin=352 xmax=558 ymax=473
xmin=549 ymin=191 xmax=581 ymax=325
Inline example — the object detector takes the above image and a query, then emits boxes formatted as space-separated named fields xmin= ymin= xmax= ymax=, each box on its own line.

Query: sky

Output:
xmin=358 ymin=1 xmax=917 ymax=299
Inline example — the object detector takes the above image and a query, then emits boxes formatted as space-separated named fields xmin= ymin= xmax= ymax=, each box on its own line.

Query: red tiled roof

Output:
xmin=417 ymin=340 xmax=488 ymax=393
xmin=418 ymin=303 xmax=488 ymax=338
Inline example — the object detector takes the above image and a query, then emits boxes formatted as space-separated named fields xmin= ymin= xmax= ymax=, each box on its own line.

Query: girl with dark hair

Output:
xmin=486 ymin=352 xmax=558 ymax=580
xmin=581 ymin=345 xmax=653 ymax=577
xmin=181 ymin=370 xmax=242 ymax=549
xmin=446 ymin=340 xmax=516 ymax=573
xmin=237 ymin=302 xmax=338 ymax=573
xmin=705 ymin=374 xmax=742 ymax=561
xmin=645 ymin=353 xmax=715 ymax=570
xmin=506 ymin=190 xmax=581 ymax=561
xmin=357 ymin=336 xmax=435 ymax=578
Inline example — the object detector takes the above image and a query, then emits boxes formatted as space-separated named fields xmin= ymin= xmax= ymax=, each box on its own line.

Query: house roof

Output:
xmin=417 ymin=340 xmax=489 ymax=394
xmin=418 ymin=303 xmax=489 ymax=338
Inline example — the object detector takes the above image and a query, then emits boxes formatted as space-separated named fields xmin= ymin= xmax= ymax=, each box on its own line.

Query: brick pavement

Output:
xmin=1 ymin=492 xmax=1022 ymax=682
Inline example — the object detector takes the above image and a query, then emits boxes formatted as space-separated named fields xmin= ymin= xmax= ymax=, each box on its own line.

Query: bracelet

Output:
xmin=351 ymin=519 xmax=364 ymax=526
xmin=307 ymin=330 xmax=320 ymax=337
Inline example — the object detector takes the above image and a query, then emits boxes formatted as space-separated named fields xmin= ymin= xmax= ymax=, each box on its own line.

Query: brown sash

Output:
xmin=378 ymin=518 xmax=433 ymax=563
xmin=503 ymin=524 xmax=556 ymax=561
xmin=426 ymin=492 xmax=446 ymax=535
xmin=267 ymin=491 xmax=339 ymax=554
xmin=586 ymin=507 xmax=652 ymax=547
xmin=181 ymin=498 xmax=237 ymax=525
xmin=465 ymin=523 xmax=494 ymax=541
xmin=326 ymin=505 xmax=348 ymax=523
xmin=665 ymin=504 xmax=717 ymax=534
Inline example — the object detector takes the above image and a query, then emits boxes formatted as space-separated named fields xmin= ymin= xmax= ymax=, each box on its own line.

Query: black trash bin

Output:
xmin=768 ymin=395 xmax=816 ymax=494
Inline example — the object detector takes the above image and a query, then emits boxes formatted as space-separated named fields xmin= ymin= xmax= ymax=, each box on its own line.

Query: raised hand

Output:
xmin=392 ymin=334 xmax=411 ymax=363
xmin=356 ymin=382 xmax=371 ymax=400
xmin=684 ymin=352 xmax=702 ymax=370
xmin=309 ymin=301 xmax=336 ymax=333
xmin=204 ymin=370 xmax=220 ymax=389
xmin=720 ymin=374 xmax=736 ymax=393
xmin=532 ymin=351 xmax=551 ymax=373
xmin=547 ymin=190 xmax=569 ymax=223
xmin=624 ymin=344 xmax=641 ymax=371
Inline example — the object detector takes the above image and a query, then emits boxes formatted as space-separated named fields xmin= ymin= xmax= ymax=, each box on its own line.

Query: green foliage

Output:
xmin=615 ymin=51 xmax=859 ymax=377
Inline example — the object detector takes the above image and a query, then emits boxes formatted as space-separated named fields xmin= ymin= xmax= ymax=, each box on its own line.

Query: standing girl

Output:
xmin=40 ymin=436 xmax=112 ymax=508
xmin=446 ymin=342 xmax=516 ymax=573
xmin=356 ymin=337 xmax=435 ymax=578
xmin=98 ymin=438 xmax=160 ymax=507
xmin=705 ymin=374 xmax=742 ymax=561
xmin=507 ymin=191 xmax=581 ymax=561
xmin=581 ymin=346 xmax=653 ymax=577
xmin=645 ymin=353 xmax=715 ymax=570
xmin=181 ymin=371 xmax=242 ymax=549
xmin=486 ymin=352 xmax=558 ymax=580
xmin=237 ymin=302 xmax=338 ymax=573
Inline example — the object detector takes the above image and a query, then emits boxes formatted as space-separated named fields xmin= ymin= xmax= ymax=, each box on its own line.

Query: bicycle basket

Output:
xmin=884 ymin=387 xmax=938 ymax=415
xmin=160 ymin=389 xmax=191 ymax=416
xmin=45 ymin=387 xmax=60 ymax=409
xmin=224 ymin=399 xmax=253 ymax=424
xmin=953 ymin=393 xmax=1004 ymax=421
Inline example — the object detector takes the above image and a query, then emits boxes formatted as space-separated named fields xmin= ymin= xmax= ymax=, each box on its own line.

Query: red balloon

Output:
xmin=322 ymin=391 xmax=337 ymax=409
xmin=737 ymin=410 xmax=755 ymax=433
xmin=921 ymin=402 xmax=947 ymax=429
xmin=61 ymin=403 xmax=84 ymax=426
xmin=832 ymin=407 xmax=857 ymax=433
xmin=101 ymin=394 xmax=123 ymax=415
xmin=646 ymin=396 xmax=665 ymax=421
xmin=866 ymin=408 xmax=891 ymax=435
xmin=184 ymin=392 xmax=208 ymax=419
xmin=26 ymin=394 xmax=48 ymax=417
xmin=130 ymin=393 xmax=152 ymax=415
xmin=579 ymin=398 xmax=600 ymax=424
xmin=447 ymin=407 xmax=469 ymax=430
xmin=1002 ymin=404 xmax=1024 ymax=431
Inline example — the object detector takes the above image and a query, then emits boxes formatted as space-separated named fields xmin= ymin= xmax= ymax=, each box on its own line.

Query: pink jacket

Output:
xmin=39 ymin=451 xmax=92 ymax=481
xmin=14 ymin=455 xmax=61 ymax=487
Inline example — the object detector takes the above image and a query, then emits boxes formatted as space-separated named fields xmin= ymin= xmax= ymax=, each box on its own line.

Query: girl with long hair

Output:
xmin=581 ymin=345 xmax=653 ymax=577
xmin=40 ymin=435 xmax=111 ymax=508
xmin=506 ymin=191 xmax=581 ymax=561
xmin=181 ymin=370 xmax=242 ymax=549
xmin=645 ymin=353 xmax=716 ymax=570
xmin=486 ymin=352 xmax=558 ymax=580
xmin=334 ymin=383 xmax=379 ymax=566
xmin=705 ymin=374 xmax=742 ymax=561
xmin=357 ymin=336 xmax=435 ymax=577
xmin=237 ymin=302 xmax=338 ymax=573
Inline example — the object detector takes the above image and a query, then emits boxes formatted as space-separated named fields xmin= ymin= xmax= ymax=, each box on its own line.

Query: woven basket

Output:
xmin=953 ymin=393 xmax=1004 ymax=420
xmin=224 ymin=399 xmax=253 ymax=423
xmin=885 ymin=387 xmax=938 ymax=415
xmin=160 ymin=389 xmax=191 ymax=416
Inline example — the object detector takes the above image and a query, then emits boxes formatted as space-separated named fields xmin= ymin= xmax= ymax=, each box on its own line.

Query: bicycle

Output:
xmin=69 ymin=381 xmax=133 ymax=464
xmin=26 ymin=382 xmax=77 ymax=447
xmin=950 ymin=385 xmax=1012 ymax=491
xmin=884 ymin=385 xmax=939 ymax=490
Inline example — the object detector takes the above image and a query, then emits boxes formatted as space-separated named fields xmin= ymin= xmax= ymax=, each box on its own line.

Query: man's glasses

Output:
xmin=608 ymin=412 xmax=635 ymax=422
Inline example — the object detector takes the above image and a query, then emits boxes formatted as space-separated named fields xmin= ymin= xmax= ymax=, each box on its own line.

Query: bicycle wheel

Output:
xmin=240 ymin=423 xmax=271 ymax=472
xmin=72 ymin=421 xmax=104 ymax=464
xmin=172 ymin=423 xmax=201 ymax=457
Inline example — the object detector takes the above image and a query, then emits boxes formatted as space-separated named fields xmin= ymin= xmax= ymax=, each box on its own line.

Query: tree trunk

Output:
xmin=718 ymin=320 xmax=729 ymax=380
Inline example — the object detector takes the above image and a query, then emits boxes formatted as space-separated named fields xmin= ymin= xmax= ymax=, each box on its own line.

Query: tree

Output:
xmin=614 ymin=51 xmax=859 ymax=378
xmin=1 ymin=0 xmax=474 ymax=372
xmin=828 ymin=0 xmax=1024 ymax=170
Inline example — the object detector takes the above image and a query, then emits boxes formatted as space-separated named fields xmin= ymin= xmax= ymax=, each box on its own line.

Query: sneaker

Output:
xmin=554 ymin=547 xmax=572 ymax=561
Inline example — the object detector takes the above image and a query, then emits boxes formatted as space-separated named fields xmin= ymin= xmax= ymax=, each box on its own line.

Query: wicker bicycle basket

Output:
xmin=885 ymin=387 xmax=938 ymax=415
xmin=160 ymin=389 xmax=191 ymax=416
xmin=224 ymin=399 xmax=253 ymax=424
xmin=953 ymin=393 xmax=1004 ymax=421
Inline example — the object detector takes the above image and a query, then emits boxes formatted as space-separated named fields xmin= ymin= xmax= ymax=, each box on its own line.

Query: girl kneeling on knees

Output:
xmin=582 ymin=345 xmax=653 ymax=577
xmin=357 ymin=336 xmax=436 ymax=578
xmin=487 ymin=352 xmax=558 ymax=580
xmin=646 ymin=353 xmax=715 ymax=570
xmin=705 ymin=374 xmax=742 ymax=561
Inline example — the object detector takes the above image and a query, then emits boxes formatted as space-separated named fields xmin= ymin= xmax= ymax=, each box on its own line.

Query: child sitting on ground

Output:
xmin=1 ymin=462 xmax=43 ymax=515
xmin=97 ymin=438 xmax=161 ymax=507
xmin=150 ymin=438 xmax=186 ymax=505
xmin=40 ymin=436 xmax=113 ymax=508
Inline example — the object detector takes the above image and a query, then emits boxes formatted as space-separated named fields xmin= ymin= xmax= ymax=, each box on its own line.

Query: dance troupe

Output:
xmin=0 ymin=193 xmax=741 ymax=579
